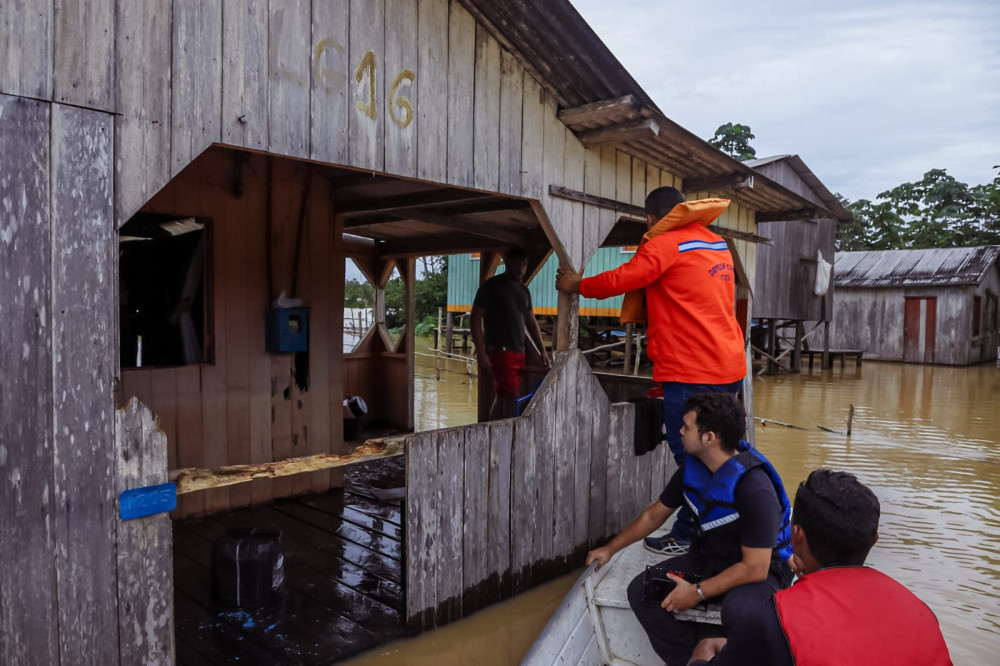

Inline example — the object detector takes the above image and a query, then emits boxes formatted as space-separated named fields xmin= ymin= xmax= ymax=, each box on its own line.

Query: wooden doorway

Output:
xmin=903 ymin=297 xmax=937 ymax=364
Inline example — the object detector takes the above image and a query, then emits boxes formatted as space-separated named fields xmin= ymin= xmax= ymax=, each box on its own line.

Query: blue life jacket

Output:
xmin=682 ymin=441 xmax=793 ymax=577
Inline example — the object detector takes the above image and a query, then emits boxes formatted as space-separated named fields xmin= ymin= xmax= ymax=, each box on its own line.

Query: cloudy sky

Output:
xmin=571 ymin=0 xmax=1000 ymax=202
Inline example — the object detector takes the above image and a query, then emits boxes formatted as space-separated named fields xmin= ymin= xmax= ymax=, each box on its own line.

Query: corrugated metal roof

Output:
xmin=459 ymin=0 xmax=840 ymax=219
xmin=834 ymin=246 xmax=1000 ymax=288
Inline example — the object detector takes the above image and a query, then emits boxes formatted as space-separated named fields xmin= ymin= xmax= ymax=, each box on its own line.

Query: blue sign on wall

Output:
xmin=119 ymin=482 xmax=177 ymax=520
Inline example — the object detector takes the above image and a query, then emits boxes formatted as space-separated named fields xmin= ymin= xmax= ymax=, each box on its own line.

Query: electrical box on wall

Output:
xmin=265 ymin=307 xmax=309 ymax=353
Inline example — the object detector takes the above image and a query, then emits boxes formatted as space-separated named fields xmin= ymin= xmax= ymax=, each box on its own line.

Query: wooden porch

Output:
xmin=173 ymin=459 xmax=406 ymax=666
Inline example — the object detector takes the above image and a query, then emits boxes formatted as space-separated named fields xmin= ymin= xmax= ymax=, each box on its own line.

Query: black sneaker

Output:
xmin=643 ymin=534 xmax=689 ymax=556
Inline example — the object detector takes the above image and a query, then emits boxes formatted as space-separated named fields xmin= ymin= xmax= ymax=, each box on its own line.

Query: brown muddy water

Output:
xmin=350 ymin=341 xmax=1000 ymax=665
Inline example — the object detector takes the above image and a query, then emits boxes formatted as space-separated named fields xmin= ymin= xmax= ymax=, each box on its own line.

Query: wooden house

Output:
xmin=830 ymin=247 xmax=1000 ymax=365
xmin=1 ymin=0 xmax=833 ymax=663
xmin=744 ymin=155 xmax=852 ymax=372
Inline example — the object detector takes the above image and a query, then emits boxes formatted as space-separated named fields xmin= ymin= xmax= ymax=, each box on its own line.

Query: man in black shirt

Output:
xmin=471 ymin=246 xmax=550 ymax=419
xmin=586 ymin=393 xmax=793 ymax=666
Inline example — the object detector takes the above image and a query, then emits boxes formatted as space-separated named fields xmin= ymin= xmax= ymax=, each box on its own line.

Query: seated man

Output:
xmin=688 ymin=469 xmax=953 ymax=666
xmin=586 ymin=392 xmax=793 ymax=666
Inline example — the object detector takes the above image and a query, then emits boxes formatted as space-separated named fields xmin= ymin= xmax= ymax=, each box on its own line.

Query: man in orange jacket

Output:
xmin=556 ymin=186 xmax=747 ymax=553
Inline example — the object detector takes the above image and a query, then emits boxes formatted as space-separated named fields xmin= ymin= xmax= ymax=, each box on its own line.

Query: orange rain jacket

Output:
xmin=579 ymin=199 xmax=746 ymax=384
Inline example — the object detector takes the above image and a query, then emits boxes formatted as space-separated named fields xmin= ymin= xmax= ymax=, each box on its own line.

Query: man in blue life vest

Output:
xmin=688 ymin=469 xmax=953 ymax=666
xmin=586 ymin=392 xmax=793 ymax=666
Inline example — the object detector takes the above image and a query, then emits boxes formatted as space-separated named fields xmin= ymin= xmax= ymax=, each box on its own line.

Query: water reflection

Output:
xmin=400 ymin=345 xmax=1000 ymax=665
xmin=753 ymin=361 xmax=1000 ymax=665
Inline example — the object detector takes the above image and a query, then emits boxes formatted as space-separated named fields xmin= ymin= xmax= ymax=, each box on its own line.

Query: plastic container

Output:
xmin=211 ymin=527 xmax=284 ymax=609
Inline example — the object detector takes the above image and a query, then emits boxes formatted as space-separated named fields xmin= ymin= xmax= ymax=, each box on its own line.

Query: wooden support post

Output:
xmin=446 ymin=311 xmax=455 ymax=354
xmin=435 ymin=307 xmax=442 ymax=350
xmin=767 ymin=319 xmax=778 ymax=375
xmin=624 ymin=323 xmax=634 ymax=372
xmin=822 ymin=321 xmax=832 ymax=369
xmin=847 ymin=404 xmax=854 ymax=436
xmin=792 ymin=321 xmax=804 ymax=373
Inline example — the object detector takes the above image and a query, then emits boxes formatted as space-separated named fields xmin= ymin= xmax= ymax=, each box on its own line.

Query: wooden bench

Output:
xmin=803 ymin=349 xmax=864 ymax=370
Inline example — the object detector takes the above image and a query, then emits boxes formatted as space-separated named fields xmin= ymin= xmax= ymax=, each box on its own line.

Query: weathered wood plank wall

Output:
xmin=405 ymin=350 xmax=674 ymax=633
xmin=1 ymin=93 xmax=126 ymax=664
xmin=2 ymin=0 xmax=696 ymax=272
xmin=0 ymin=93 xmax=59 ymax=666
xmin=116 ymin=150 xmax=360 ymax=516
xmin=51 ymin=103 xmax=119 ymax=663
xmin=754 ymin=218 xmax=836 ymax=321
xmin=115 ymin=399 xmax=174 ymax=666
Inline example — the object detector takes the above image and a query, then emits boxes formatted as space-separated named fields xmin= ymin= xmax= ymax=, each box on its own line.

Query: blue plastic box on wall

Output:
xmin=265 ymin=307 xmax=309 ymax=353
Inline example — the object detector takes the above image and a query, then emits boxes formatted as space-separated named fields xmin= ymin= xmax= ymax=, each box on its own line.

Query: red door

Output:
xmin=903 ymin=297 xmax=937 ymax=363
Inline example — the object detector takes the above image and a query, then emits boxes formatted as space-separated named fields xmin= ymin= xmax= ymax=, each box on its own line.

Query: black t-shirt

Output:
xmin=473 ymin=274 xmax=532 ymax=353
xmin=659 ymin=465 xmax=782 ymax=550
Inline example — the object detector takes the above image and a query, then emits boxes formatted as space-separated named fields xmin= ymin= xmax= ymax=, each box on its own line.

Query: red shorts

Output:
xmin=489 ymin=349 xmax=525 ymax=395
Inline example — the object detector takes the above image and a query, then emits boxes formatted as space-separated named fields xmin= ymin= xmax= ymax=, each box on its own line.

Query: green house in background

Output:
xmin=447 ymin=248 xmax=636 ymax=318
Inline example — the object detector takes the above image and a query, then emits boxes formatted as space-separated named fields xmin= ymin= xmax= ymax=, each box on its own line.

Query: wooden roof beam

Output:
xmin=380 ymin=236 xmax=513 ymax=258
xmin=682 ymin=173 xmax=755 ymax=193
xmin=577 ymin=118 xmax=660 ymax=147
xmin=755 ymin=209 xmax=821 ymax=223
xmin=391 ymin=208 xmax=525 ymax=244
xmin=548 ymin=186 xmax=773 ymax=245
xmin=557 ymin=94 xmax=642 ymax=127
xmin=337 ymin=188 xmax=490 ymax=215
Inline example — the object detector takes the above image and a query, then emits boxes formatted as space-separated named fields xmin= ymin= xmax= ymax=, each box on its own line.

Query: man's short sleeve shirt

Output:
xmin=473 ymin=274 xmax=532 ymax=353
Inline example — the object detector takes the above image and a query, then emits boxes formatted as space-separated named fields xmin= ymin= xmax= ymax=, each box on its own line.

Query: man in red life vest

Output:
xmin=688 ymin=469 xmax=953 ymax=666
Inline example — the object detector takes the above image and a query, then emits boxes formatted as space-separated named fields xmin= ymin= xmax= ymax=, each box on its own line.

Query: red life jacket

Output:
xmin=774 ymin=567 xmax=952 ymax=666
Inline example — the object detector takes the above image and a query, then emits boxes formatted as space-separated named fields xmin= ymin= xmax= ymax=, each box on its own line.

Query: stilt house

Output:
xmin=1 ymin=1 xmax=832 ymax=663
xmin=744 ymin=155 xmax=852 ymax=372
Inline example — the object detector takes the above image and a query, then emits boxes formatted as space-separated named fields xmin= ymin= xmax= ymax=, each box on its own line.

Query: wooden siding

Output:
xmin=829 ymin=278 xmax=1000 ymax=365
xmin=754 ymin=218 xmax=836 ymax=321
xmin=1 ymin=94 xmax=125 ymax=664
xmin=405 ymin=350 xmax=675 ymax=633
xmin=0 ymin=0 xmax=701 ymax=273
xmin=118 ymin=150 xmax=351 ymax=516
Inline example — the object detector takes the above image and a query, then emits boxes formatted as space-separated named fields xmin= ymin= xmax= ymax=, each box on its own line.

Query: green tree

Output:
xmin=708 ymin=122 xmax=757 ymax=162
xmin=838 ymin=167 xmax=1000 ymax=250
xmin=384 ymin=255 xmax=449 ymax=332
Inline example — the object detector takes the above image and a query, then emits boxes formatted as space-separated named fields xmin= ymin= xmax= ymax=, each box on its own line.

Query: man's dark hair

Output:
xmin=503 ymin=245 xmax=528 ymax=262
xmin=683 ymin=392 xmax=746 ymax=452
xmin=645 ymin=187 xmax=685 ymax=221
xmin=793 ymin=469 xmax=880 ymax=567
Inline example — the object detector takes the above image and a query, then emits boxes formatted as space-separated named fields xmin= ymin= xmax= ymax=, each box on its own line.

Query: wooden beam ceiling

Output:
xmin=389 ymin=208 xmax=523 ymax=244
xmin=337 ymin=188 xmax=490 ymax=215
xmin=682 ymin=174 xmax=754 ymax=193
xmin=577 ymin=118 xmax=660 ymax=147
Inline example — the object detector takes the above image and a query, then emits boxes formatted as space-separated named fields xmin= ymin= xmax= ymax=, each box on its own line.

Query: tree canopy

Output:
xmin=708 ymin=122 xmax=757 ymax=162
xmin=838 ymin=167 xmax=1000 ymax=250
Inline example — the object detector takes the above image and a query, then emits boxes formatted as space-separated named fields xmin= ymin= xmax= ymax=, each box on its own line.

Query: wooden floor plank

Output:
xmin=273 ymin=499 xmax=402 ymax=561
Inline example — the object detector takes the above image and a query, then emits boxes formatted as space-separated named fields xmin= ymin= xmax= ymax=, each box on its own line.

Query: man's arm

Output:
xmin=555 ymin=241 xmax=674 ymax=299
xmin=663 ymin=546 xmax=772 ymax=613
xmin=525 ymin=310 xmax=550 ymax=369
xmin=470 ymin=306 xmax=490 ymax=371
xmin=586 ymin=500 xmax=675 ymax=570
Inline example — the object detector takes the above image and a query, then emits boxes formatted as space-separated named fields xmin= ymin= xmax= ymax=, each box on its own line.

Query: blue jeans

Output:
xmin=662 ymin=379 xmax=743 ymax=541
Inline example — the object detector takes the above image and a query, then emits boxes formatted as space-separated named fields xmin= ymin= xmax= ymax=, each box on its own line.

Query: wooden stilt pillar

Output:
xmin=822 ymin=321 xmax=832 ymax=369
xmin=767 ymin=318 xmax=778 ymax=375
xmin=445 ymin=311 xmax=454 ymax=354
xmin=624 ymin=323 xmax=634 ymax=373
xmin=791 ymin=321 xmax=803 ymax=373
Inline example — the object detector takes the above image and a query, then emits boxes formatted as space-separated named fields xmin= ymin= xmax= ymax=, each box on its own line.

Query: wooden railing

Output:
xmin=404 ymin=349 xmax=675 ymax=634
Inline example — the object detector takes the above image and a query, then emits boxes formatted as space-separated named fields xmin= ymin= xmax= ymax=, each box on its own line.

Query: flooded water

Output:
xmin=382 ymin=342 xmax=1000 ymax=665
